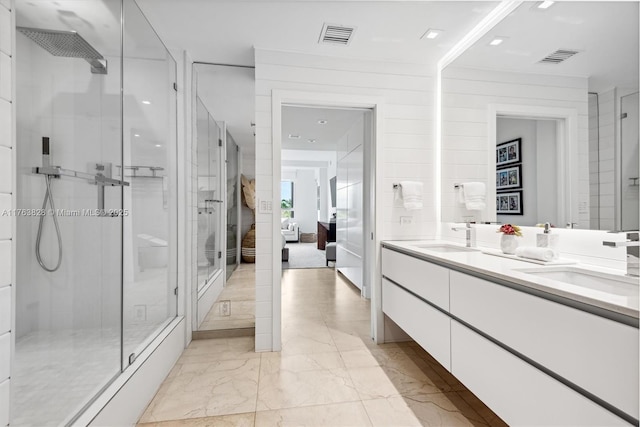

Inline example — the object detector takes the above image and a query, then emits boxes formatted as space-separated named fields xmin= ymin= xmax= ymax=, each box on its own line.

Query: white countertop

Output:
xmin=382 ymin=240 xmax=639 ymax=320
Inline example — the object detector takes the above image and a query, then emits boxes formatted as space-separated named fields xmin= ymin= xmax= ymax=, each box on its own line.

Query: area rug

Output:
xmin=282 ymin=242 xmax=328 ymax=269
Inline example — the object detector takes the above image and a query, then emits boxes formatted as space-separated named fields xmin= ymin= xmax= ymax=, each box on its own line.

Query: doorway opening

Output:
xmin=280 ymin=106 xmax=371 ymax=276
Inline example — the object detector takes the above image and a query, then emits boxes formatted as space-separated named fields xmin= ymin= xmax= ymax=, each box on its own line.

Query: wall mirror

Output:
xmin=441 ymin=1 xmax=639 ymax=230
xmin=192 ymin=63 xmax=255 ymax=336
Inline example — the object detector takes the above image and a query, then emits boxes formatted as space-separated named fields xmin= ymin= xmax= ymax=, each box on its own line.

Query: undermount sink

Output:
xmin=515 ymin=266 xmax=639 ymax=295
xmin=413 ymin=244 xmax=478 ymax=253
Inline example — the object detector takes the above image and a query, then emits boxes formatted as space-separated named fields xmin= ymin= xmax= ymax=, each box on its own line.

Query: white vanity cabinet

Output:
xmin=381 ymin=248 xmax=449 ymax=309
xmin=451 ymin=321 xmax=629 ymax=426
xmin=380 ymin=245 xmax=638 ymax=426
xmin=382 ymin=278 xmax=451 ymax=370
xmin=450 ymin=271 xmax=639 ymax=420
xmin=381 ymin=248 xmax=451 ymax=369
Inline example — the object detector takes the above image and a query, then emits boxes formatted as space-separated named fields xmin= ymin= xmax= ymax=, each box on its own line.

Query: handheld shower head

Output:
xmin=17 ymin=27 xmax=107 ymax=74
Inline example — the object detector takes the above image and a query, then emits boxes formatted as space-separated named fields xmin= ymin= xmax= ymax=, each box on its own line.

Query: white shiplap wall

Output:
xmin=254 ymin=49 xmax=435 ymax=351
xmin=441 ymin=66 xmax=589 ymax=227
xmin=0 ymin=0 xmax=12 ymax=424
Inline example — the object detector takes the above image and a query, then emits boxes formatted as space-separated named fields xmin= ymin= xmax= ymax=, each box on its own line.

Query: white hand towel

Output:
xmin=460 ymin=182 xmax=486 ymax=211
xmin=400 ymin=181 xmax=423 ymax=211
xmin=515 ymin=246 xmax=557 ymax=262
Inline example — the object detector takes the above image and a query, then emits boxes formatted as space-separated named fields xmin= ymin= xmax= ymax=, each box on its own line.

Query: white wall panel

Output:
xmin=255 ymin=48 xmax=435 ymax=350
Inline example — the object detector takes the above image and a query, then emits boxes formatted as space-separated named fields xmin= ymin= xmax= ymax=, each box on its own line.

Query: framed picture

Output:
xmin=496 ymin=164 xmax=522 ymax=190
xmin=496 ymin=138 xmax=521 ymax=167
xmin=496 ymin=191 xmax=523 ymax=215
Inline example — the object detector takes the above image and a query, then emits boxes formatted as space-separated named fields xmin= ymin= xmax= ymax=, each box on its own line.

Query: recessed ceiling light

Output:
xmin=489 ymin=37 xmax=507 ymax=46
xmin=317 ymin=120 xmax=328 ymax=125
xmin=288 ymin=134 xmax=301 ymax=139
xmin=537 ymin=1 xmax=554 ymax=9
xmin=134 ymin=134 xmax=140 ymax=137
xmin=142 ymin=100 xmax=151 ymax=105
xmin=421 ymin=29 xmax=443 ymax=40
xmin=155 ymin=144 xmax=162 ymax=147
xmin=308 ymin=139 xmax=317 ymax=143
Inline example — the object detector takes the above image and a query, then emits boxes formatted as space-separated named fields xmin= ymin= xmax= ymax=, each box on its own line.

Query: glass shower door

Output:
xmin=207 ymin=116 xmax=223 ymax=280
xmin=196 ymin=97 xmax=210 ymax=290
xmin=13 ymin=0 xmax=123 ymax=424
xmin=121 ymin=0 xmax=178 ymax=368
xmin=196 ymin=97 xmax=223 ymax=291
xmin=620 ymin=92 xmax=639 ymax=231
xmin=226 ymin=132 xmax=239 ymax=279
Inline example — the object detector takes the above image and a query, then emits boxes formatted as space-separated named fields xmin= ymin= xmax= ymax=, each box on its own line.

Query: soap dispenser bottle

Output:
xmin=536 ymin=222 xmax=559 ymax=256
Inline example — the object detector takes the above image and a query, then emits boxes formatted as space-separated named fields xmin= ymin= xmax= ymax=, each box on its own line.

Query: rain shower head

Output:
xmin=17 ymin=27 xmax=107 ymax=74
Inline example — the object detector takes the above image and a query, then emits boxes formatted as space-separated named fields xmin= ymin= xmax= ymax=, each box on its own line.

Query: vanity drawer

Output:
xmin=450 ymin=270 xmax=639 ymax=419
xmin=381 ymin=248 xmax=449 ymax=310
xmin=451 ymin=320 xmax=629 ymax=426
xmin=382 ymin=278 xmax=451 ymax=371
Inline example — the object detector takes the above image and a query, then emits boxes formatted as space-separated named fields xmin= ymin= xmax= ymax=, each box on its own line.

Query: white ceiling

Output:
xmin=134 ymin=1 xmax=499 ymax=153
xmin=135 ymin=1 xmax=499 ymax=67
xmin=450 ymin=1 xmax=639 ymax=92
xmin=282 ymin=106 xmax=367 ymax=151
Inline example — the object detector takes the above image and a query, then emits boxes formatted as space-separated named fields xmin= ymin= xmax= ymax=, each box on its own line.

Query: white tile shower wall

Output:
xmin=441 ymin=67 xmax=589 ymax=226
xmin=0 ymin=100 xmax=9 ymax=148
xmin=0 ymin=241 xmax=9 ymax=287
xmin=0 ymin=2 xmax=11 ymax=424
xmin=0 ymin=379 xmax=8 ymax=426
xmin=0 ymin=287 xmax=9 ymax=333
xmin=254 ymin=49 xmax=435 ymax=350
xmin=0 ymin=52 xmax=9 ymax=102
xmin=15 ymin=30 xmax=123 ymax=337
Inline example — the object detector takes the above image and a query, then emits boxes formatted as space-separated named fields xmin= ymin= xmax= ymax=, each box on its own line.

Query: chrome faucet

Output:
xmin=452 ymin=222 xmax=476 ymax=248
xmin=603 ymin=231 xmax=640 ymax=277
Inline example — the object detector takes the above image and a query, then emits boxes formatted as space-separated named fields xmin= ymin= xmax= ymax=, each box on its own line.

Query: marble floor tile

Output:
xmin=139 ymin=358 xmax=260 ymax=422
xmin=139 ymin=267 xmax=504 ymax=427
xmin=339 ymin=349 xmax=381 ymax=369
xmin=362 ymin=394 xmax=486 ymax=427
xmin=279 ymin=328 xmax=338 ymax=355
xmin=138 ymin=412 xmax=255 ymax=427
xmin=255 ymin=401 xmax=372 ymax=427
xmin=261 ymin=351 xmax=346 ymax=374
xmin=256 ymin=366 xmax=360 ymax=411
xmin=347 ymin=365 xmax=404 ymax=400
xmin=456 ymin=390 xmax=509 ymax=427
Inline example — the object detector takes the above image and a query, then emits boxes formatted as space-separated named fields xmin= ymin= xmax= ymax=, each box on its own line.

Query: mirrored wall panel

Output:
xmin=441 ymin=1 xmax=639 ymax=230
xmin=193 ymin=63 xmax=254 ymax=334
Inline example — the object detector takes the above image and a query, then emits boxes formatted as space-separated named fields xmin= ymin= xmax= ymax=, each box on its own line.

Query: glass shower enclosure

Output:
xmin=12 ymin=0 xmax=177 ymax=425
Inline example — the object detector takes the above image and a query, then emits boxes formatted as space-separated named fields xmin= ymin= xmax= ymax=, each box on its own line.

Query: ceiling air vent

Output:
xmin=538 ymin=49 xmax=580 ymax=64
xmin=319 ymin=24 xmax=356 ymax=46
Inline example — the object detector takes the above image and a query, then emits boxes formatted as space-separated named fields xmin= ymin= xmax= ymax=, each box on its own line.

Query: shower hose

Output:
xmin=35 ymin=174 xmax=63 ymax=272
